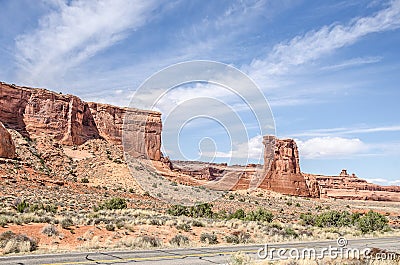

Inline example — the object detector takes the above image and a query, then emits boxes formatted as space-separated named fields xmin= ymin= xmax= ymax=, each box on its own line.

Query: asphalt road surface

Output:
xmin=1 ymin=236 xmax=399 ymax=265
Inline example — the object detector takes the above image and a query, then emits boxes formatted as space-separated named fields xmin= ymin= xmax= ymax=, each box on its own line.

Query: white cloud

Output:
xmin=15 ymin=0 xmax=158 ymax=87
xmin=297 ymin=137 xmax=367 ymax=159
xmin=249 ymin=0 xmax=400 ymax=77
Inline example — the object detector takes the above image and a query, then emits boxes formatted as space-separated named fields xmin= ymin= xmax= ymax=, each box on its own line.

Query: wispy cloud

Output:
xmin=291 ymin=125 xmax=400 ymax=138
xmin=249 ymin=0 xmax=400 ymax=76
xmin=245 ymin=0 xmax=400 ymax=107
xmin=14 ymin=0 xmax=159 ymax=87
xmin=321 ymin=56 xmax=383 ymax=71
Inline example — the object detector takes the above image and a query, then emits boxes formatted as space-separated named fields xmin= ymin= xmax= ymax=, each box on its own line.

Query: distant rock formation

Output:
xmin=304 ymin=170 xmax=400 ymax=201
xmin=259 ymin=136 xmax=400 ymax=201
xmin=258 ymin=136 xmax=318 ymax=197
xmin=0 ymin=82 xmax=162 ymax=160
xmin=0 ymin=121 xmax=15 ymax=159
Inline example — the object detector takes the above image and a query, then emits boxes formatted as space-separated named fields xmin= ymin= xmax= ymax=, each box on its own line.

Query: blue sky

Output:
xmin=0 ymin=0 xmax=400 ymax=185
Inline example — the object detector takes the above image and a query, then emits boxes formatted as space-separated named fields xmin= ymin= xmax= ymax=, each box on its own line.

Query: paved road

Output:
xmin=1 ymin=236 xmax=399 ymax=265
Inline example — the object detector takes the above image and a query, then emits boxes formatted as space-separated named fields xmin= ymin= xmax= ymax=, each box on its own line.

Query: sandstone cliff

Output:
xmin=0 ymin=121 xmax=15 ymax=159
xmin=0 ymin=82 xmax=162 ymax=160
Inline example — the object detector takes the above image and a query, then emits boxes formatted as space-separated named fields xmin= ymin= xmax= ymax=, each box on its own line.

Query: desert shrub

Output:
xmin=169 ymin=234 xmax=189 ymax=246
xmin=105 ymin=224 xmax=115 ymax=231
xmin=245 ymin=208 xmax=273 ymax=222
xmin=229 ymin=209 xmax=246 ymax=220
xmin=41 ymin=224 xmax=59 ymax=237
xmin=176 ymin=223 xmax=191 ymax=232
xmin=284 ymin=227 xmax=299 ymax=238
xmin=357 ymin=211 xmax=389 ymax=234
xmin=135 ymin=236 xmax=161 ymax=248
xmin=299 ymin=213 xmax=315 ymax=226
xmin=167 ymin=203 xmax=214 ymax=219
xmin=225 ymin=231 xmax=250 ymax=244
xmin=225 ymin=234 xmax=240 ymax=244
xmin=0 ymin=217 xmax=7 ymax=227
xmin=30 ymin=203 xmax=58 ymax=214
xmin=97 ymin=198 xmax=127 ymax=210
xmin=314 ymin=211 xmax=354 ymax=228
xmin=200 ymin=233 xmax=218 ymax=244
xmin=16 ymin=200 xmax=30 ymax=213
xmin=229 ymin=208 xmax=273 ymax=223
xmin=61 ymin=218 xmax=73 ymax=229
xmin=0 ymin=231 xmax=37 ymax=253
xmin=300 ymin=210 xmax=387 ymax=233
xmin=149 ymin=219 xmax=161 ymax=226
xmin=192 ymin=220 xmax=205 ymax=227
xmin=188 ymin=203 xmax=214 ymax=218
xmin=81 ymin=178 xmax=89 ymax=183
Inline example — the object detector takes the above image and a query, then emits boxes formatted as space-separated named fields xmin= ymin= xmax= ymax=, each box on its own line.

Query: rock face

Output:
xmin=0 ymin=121 xmax=15 ymax=159
xmin=259 ymin=136 xmax=315 ymax=197
xmin=0 ymin=82 xmax=162 ymax=160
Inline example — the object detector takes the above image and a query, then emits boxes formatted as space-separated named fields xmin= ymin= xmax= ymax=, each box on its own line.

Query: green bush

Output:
xmin=98 ymin=198 xmax=127 ymax=210
xmin=299 ymin=213 xmax=315 ymax=226
xmin=167 ymin=205 xmax=189 ymax=216
xmin=284 ymin=227 xmax=299 ymax=238
xmin=314 ymin=211 xmax=354 ymax=228
xmin=357 ymin=211 xmax=389 ymax=234
xmin=167 ymin=203 xmax=214 ymax=218
xmin=245 ymin=208 xmax=273 ymax=222
xmin=229 ymin=208 xmax=273 ymax=223
xmin=229 ymin=209 xmax=246 ymax=220
xmin=299 ymin=210 xmax=388 ymax=233
xmin=16 ymin=200 xmax=30 ymax=213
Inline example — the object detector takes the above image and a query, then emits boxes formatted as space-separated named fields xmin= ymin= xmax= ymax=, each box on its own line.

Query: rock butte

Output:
xmin=0 ymin=81 xmax=399 ymax=201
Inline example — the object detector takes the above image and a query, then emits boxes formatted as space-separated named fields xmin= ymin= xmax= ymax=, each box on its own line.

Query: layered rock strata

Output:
xmin=0 ymin=82 xmax=162 ymax=160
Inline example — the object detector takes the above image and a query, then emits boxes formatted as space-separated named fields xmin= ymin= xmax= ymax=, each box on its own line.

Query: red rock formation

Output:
xmin=0 ymin=82 xmax=162 ymax=160
xmin=304 ymin=171 xmax=400 ymax=201
xmin=258 ymin=136 xmax=315 ymax=197
xmin=0 ymin=121 xmax=15 ymax=159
